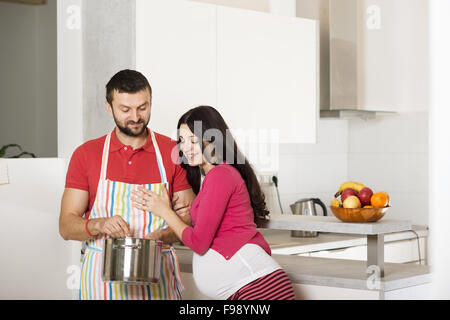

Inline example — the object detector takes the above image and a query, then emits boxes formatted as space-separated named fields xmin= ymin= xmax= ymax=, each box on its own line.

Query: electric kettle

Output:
xmin=289 ymin=198 xmax=328 ymax=238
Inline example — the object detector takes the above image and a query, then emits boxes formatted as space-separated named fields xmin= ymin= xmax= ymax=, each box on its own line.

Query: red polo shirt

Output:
xmin=65 ymin=128 xmax=192 ymax=218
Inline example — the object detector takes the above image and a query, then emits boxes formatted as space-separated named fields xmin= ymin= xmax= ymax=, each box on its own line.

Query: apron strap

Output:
xmin=100 ymin=133 xmax=112 ymax=180
xmin=150 ymin=130 xmax=168 ymax=185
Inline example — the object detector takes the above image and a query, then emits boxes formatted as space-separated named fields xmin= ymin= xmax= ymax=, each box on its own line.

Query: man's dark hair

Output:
xmin=106 ymin=69 xmax=152 ymax=106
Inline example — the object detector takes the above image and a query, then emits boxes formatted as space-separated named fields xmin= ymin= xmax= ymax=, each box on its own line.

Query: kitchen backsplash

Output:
xmin=265 ymin=119 xmax=349 ymax=217
xmin=348 ymin=111 xmax=429 ymax=226
xmin=264 ymin=111 xmax=429 ymax=227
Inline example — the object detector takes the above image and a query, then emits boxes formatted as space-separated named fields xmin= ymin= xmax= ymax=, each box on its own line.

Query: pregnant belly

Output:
xmin=191 ymin=244 xmax=281 ymax=300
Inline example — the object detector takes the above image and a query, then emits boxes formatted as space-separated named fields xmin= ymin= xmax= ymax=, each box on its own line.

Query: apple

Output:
xmin=341 ymin=188 xmax=357 ymax=202
xmin=343 ymin=196 xmax=362 ymax=209
xmin=358 ymin=187 xmax=373 ymax=206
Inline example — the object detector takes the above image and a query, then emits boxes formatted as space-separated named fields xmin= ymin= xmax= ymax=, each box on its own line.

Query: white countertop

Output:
xmin=261 ymin=214 xmax=413 ymax=235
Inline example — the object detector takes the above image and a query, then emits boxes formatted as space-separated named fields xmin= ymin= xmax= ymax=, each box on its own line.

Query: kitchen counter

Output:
xmin=174 ymin=226 xmax=427 ymax=256
xmin=174 ymin=248 xmax=431 ymax=300
xmin=258 ymin=215 xmax=419 ymax=278
xmin=260 ymin=214 xmax=412 ymax=235
xmin=258 ymin=226 xmax=428 ymax=255
xmin=173 ymin=226 xmax=430 ymax=299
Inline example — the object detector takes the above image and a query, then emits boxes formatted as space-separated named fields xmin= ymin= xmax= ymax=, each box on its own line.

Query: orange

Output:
xmin=363 ymin=205 xmax=373 ymax=208
xmin=371 ymin=192 xmax=390 ymax=208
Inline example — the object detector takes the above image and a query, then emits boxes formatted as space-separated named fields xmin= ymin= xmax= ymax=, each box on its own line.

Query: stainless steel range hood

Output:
xmin=320 ymin=109 xmax=389 ymax=120
xmin=318 ymin=0 xmax=395 ymax=120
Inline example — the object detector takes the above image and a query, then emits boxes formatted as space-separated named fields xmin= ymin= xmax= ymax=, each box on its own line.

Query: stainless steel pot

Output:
xmin=102 ymin=237 xmax=162 ymax=284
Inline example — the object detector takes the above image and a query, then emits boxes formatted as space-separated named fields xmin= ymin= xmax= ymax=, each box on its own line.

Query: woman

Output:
xmin=131 ymin=106 xmax=295 ymax=300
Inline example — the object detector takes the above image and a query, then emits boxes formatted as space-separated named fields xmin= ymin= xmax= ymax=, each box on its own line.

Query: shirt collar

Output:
xmin=109 ymin=127 xmax=155 ymax=153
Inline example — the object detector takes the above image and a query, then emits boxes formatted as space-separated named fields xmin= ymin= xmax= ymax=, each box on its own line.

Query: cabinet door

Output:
xmin=136 ymin=0 xmax=217 ymax=138
xmin=356 ymin=0 xmax=429 ymax=112
xmin=217 ymin=6 xmax=319 ymax=144
xmin=305 ymin=238 xmax=425 ymax=264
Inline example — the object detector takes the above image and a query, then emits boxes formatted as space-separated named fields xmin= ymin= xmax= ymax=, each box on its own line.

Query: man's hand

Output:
xmin=172 ymin=189 xmax=194 ymax=227
xmin=92 ymin=216 xmax=131 ymax=238
xmin=172 ymin=193 xmax=190 ymax=217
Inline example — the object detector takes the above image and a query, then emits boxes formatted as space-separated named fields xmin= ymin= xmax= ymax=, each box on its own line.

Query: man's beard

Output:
xmin=112 ymin=113 xmax=149 ymax=137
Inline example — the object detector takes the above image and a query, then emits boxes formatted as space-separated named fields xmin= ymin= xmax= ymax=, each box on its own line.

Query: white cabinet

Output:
xmin=136 ymin=0 xmax=217 ymax=139
xmin=216 ymin=6 xmax=318 ymax=144
xmin=136 ymin=0 xmax=319 ymax=144
xmin=303 ymin=238 xmax=426 ymax=264
xmin=356 ymin=0 xmax=429 ymax=113
xmin=329 ymin=0 xmax=429 ymax=113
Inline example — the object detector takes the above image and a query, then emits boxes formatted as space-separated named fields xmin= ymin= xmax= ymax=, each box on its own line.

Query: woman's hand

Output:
xmin=132 ymin=184 xmax=190 ymax=241
xmin=131 ymin=184 xmax=172 ymax=218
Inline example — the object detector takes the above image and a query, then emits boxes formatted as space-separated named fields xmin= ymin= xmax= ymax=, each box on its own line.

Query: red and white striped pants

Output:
xmin=227 ymin=269 xmax=296 ymax=300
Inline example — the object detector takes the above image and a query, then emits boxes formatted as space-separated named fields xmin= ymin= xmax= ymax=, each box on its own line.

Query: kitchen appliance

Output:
xmin=309 ymin=0 xmax=412 ymax=120
xmin=102 ymin=237 xmax=162 ymax=284
xmin=290 ymin=198 xmax=327 ymax=237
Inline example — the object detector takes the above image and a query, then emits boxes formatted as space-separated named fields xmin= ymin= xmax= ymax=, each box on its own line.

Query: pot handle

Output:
xmin=113 ymin=243 xmax=142 ymax=250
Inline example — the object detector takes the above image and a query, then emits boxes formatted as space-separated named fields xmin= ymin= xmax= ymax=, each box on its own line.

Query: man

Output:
xmin=59 ymin=69 xmax=195 ymax=300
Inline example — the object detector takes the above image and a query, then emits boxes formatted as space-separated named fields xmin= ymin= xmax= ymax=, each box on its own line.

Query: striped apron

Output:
xmin=79 ymin=130 xmax=184 ymax=300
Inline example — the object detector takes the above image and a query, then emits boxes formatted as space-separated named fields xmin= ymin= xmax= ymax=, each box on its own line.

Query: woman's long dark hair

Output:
xmin=177 ymin=106 xmax=270 ymax=224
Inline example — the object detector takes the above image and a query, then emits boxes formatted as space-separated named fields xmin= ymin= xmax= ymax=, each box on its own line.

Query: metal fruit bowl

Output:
xmin=330 ymin=206 xmax=390 ymax=223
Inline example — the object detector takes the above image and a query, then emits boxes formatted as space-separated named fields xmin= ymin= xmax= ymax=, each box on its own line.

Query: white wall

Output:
xmin=429 ymin=0 xmax=450 ymax=300
xmin=266 ymin=119 xmax=348 ymax=215
xmin=0 ymin=159 xmax=80 ymax=299
xmin=272 ymin=113 xmax=429 ymax=228
xmin=348 ymin=112 xmax=429 ymax=226
xmin=0 ymin=0 xmax=57 ymax=158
